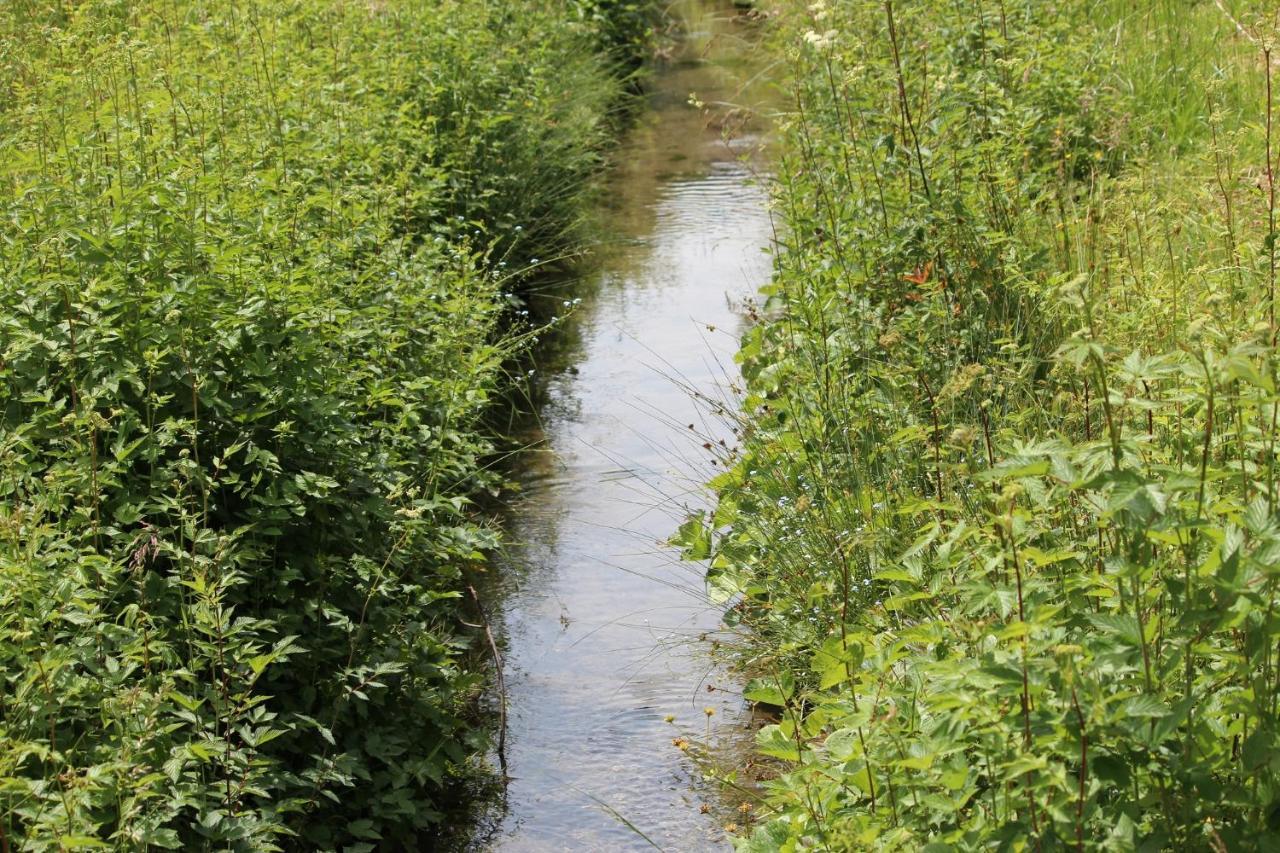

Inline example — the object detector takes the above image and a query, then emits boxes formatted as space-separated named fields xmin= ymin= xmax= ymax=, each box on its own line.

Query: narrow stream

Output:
xmin=480 ymin=4 xmax=774 ymax=850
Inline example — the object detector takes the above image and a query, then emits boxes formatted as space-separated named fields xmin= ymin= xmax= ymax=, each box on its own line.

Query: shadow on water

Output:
xmin=471 ymin=3 xmax=779 ymax=849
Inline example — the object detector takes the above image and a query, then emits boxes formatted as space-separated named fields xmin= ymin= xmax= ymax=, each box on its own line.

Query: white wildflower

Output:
xmin=803 ymin=29 xmax=838 ymax=49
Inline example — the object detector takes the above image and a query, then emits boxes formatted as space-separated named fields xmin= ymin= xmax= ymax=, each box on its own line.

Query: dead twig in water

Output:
xmin=468 ymin=584 xmax=509 ymax=780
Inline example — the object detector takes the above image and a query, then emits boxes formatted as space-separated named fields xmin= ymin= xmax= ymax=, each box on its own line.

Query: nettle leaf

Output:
xmin=1244 ymin=497 xmax=1275 ymax=536
xmin=756 ymin=724 xmax=804 ymax=761
xmin=980 ymin=662 xmax=1025 ymax=685
xmin=1055 ymin=335 xmax=1106 ymax=368
xmin=1120 ymin=694 xmax=1170 ymax=719
xmin=1242 ymin=728 xmax=1277 ymax=772
xmin=1087 ymin=612 xmax=1143 ymax=647
xmin=822 ymin=727 xmax=863 ymax=761
xmin=673 ymin=516 xmax=712 ymax=560
xmin=884 ymin=590 xmax=933 ymax=610
xmin=1002 ymin=754 xmax=1048 ymax=777
xmin=744 ymin=673 xmax=796 ymax=707
xmin=811 ymin=634 xmax=864 ymax=689
xmin=895 ymin=751 xmax=936 ymax=771
xmin=168 ymin=690 xmax=202 ymax=712
xmin=984 ymin=457 xmax=1051 ymax=481
xmin=1087 ymin=469 xmax=1167 ymax=522
xmin=139 ymin=828 xmax=183 ymax=849
xmin=1108 ymin=813 xmax=1138 ymax=846
xmin=875 ymin=567 xmax=920 ymax=584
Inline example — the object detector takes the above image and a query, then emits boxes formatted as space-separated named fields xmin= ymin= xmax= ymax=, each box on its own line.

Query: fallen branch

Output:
xmin=468 ymin=584 xmax=509 ymax=780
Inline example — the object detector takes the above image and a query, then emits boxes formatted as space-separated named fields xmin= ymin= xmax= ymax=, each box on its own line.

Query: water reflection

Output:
xmin=484 ymin=4 xmax=775 ymax=849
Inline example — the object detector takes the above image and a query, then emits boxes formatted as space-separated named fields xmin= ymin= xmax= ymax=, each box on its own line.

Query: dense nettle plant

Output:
xmin=0 ymin=0 xmax=637 ymax=847
xmin=679 ymin=0 xmax=1280 ymax=849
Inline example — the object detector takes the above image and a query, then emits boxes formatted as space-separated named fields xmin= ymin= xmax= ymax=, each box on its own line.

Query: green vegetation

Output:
xmin=683 ymin=0 xmax=1280 ymax=848
xmin=0 ymin=0 xmax=643 ymax=847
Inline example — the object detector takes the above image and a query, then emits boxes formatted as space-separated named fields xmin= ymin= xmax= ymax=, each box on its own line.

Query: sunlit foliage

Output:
xmin=683 ymin=0 xmax=1280 ymax=848
xmin=0 ymin=0 xmax=639 ymax=847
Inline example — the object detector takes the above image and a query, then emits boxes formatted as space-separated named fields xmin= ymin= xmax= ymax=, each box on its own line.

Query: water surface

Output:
xmin=484 ymin=6 xmax=774 ymax=849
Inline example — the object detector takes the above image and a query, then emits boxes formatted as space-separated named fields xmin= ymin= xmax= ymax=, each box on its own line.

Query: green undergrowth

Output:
xmin=0 ymin=0 xmax=648 ymax=848
xmin=680 ymin=0 xmax=1280 ymax=848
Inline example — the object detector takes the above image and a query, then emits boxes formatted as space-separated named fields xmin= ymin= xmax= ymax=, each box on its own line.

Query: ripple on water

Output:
xmin=478 ymin=3 xmax=776 ymax=850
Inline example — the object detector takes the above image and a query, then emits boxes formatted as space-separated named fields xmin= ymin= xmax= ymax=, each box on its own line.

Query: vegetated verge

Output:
xmin=0 ymin=0 xmax=649 ymax=848
xmin=677 ymin=0 xmax=1280 ymax=848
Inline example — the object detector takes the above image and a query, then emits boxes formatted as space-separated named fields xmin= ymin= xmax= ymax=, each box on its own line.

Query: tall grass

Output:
xmin=0 ymin=0 xmax=644 ymax=847
xmin=682 ymin=0 xmax=1280 ymax=848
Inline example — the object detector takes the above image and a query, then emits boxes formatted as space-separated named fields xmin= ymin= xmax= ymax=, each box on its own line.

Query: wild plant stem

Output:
xmin=883 ymin=0 xmax=933 ymax=201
